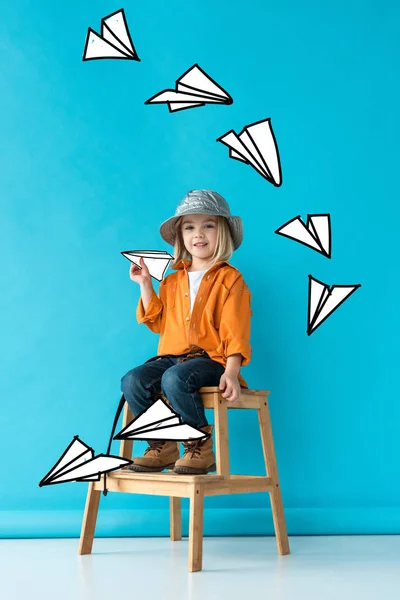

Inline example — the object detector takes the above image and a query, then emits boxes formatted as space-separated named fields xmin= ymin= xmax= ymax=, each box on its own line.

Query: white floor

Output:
xmin=1 ymin=536 xmax=399 ymax=600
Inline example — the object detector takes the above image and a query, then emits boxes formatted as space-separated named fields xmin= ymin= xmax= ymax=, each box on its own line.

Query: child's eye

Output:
xmin=185 ymin=224 xmax=214 ymax=230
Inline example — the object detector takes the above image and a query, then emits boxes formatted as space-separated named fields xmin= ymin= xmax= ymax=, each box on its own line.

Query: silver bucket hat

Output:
xmin=159 ymin=189 xmax=243 ymax=250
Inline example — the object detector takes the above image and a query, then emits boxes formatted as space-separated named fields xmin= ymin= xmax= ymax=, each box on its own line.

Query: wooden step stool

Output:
xmin=78 ymin=386 xmax=290 ymax=572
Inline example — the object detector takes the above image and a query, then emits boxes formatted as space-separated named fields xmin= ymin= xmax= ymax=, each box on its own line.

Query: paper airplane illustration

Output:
xmin=307 ymin=275 xmax=361 ymax=335
xmin=275 ymin=214 xmax=331 ymax=258
xmin=121 ymin=250 xmax=174 ymax=281
xmin=114 ymin=397 xmax=210 ymax=441
xmin=39 ymin=436 xmax=132 ymax=486
xmin=82 ymin=9 xmax=140 ymax=62
xmin=217 ymin=118 xmax=282 ymax=187
xmin=145 ymin=64 xmax=233 ymax=112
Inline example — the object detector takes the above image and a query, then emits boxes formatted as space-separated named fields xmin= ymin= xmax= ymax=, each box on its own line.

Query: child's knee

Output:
xmin=121 ymin=367 xmax=141 ymax=394
xmin=161 ymin=368 xmax=190 ymax=399
xmin=160 ymin=368 xmax=178 ymax=392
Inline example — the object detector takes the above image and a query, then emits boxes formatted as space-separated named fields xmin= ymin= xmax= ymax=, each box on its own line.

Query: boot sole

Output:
xmin=126 ymin=462 xmax=177 ymax=473
xmin=173 ymin=462 xmax=216 ymax=475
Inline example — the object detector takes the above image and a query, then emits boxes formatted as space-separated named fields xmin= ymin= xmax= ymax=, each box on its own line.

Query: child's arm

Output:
xmin=140 ymin=280 xmax=154 ymax=311
xmin=216 ymin=276 xmax=252 ymax=369
xmin=217 ymin=279 xmax=252 ymax=401
xmin=225 ymin=353 xmax=243 ymax=375
xmin=136 ymin=279 xmax=164 ymax=333
xmin=220 ymin=352 xmax=243 ymax=401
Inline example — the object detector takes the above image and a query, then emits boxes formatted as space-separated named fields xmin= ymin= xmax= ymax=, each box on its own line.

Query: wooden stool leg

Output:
xmin=188 ymin=484 xmax=204 ymax=572
xmin=170 ymin=497 xmax=182 ymax=541
xmin=120 ymin=402 xmax=133 ymax=459
xmin=78 ymin=481 xmax=101 ymax=555
xmin=213 ymin=393 xmax=230 ymax=477
xmin=258 ymin=400 xmax=290 ymax=555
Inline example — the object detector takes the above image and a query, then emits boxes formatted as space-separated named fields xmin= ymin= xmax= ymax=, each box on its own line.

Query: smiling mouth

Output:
xmin=194 ymin=243 xmax=208 ymax=247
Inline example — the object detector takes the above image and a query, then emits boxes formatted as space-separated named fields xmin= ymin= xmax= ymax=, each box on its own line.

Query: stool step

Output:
xmin=109 ymin=471 xmax=224 ymax=483
xmin=97 ymin=473 xmax=273 ymax=497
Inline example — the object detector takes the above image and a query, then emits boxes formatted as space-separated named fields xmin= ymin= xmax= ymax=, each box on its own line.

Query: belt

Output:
xmin=177 ymin=347 xmax=208 ymax=363
xmin=155 ymin=347 xmax=207 ymax=363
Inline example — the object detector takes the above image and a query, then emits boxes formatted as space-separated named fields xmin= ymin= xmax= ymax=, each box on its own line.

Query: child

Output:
xmin=121 ymin=189 xmax=253 ymax=474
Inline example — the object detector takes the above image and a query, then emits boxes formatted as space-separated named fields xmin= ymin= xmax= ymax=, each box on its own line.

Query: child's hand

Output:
xmin=129 ymin=257 xmax=152 ymax=284
xmin=219 ymin=372 xmax=241 ymax=402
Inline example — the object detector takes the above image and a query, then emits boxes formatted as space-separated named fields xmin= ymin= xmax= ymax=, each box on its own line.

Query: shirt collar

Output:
xmin=176 ymin=258 xmax=236 ymax=273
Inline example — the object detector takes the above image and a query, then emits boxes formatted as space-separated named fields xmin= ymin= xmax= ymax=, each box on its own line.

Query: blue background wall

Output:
xmin=1 ymin=0 xmax=399 ymax=537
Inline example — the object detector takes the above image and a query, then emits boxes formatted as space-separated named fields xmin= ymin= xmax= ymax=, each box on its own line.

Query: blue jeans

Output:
xmin=121 ymin=352 xmax=226 ymax=429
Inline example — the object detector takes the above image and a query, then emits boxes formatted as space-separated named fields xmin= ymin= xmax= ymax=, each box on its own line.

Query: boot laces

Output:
xmin=144 ymin=440 xmax=166 ymax=455
xmin=182 ymin=438 xmax=203 ymax=459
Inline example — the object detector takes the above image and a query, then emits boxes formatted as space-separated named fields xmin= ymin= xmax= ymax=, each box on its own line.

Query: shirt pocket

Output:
xmin=205 ymin=282 xmax=230 ymax=329
xmin=167 ymin=284 xmax=176 ymax=308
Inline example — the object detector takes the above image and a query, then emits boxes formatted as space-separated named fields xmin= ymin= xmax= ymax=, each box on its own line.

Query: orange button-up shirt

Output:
xmin=136 ymin=258 xmax=253 ymax=388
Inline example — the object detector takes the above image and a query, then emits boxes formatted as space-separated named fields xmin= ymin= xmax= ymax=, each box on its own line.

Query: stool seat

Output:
xmin=78 ymin=386 xmax=290 ymax=572
xmin=200 ymin=386 xmax=270 ymax=394
xmin=199 ymin=386 xmax=270 ymax=409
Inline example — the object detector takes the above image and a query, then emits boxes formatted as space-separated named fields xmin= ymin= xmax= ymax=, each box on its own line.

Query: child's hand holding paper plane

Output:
xmin=129 ymin=256 xmax=152 ymax=284
xmin=122 ymin=250 xmax=174 ymax=282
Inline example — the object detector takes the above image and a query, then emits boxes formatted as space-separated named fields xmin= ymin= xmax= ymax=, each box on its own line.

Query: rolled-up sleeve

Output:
xmin=216 ymin=279 xmax=252 ymax=366
xmin=136 ymin=287 xmax=164 ymax=333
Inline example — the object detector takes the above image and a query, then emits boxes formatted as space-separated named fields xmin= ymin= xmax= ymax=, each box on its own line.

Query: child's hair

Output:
xmin=169 ymin=215 xmax=235 ymax=270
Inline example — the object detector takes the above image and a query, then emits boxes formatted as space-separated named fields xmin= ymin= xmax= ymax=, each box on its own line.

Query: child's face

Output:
xmin=181 ymin=214 xmax=218 ymax=260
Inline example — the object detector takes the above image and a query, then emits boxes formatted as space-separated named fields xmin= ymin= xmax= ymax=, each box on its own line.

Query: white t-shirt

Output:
xmin=188 ymin=270 xmax=207 ymax=314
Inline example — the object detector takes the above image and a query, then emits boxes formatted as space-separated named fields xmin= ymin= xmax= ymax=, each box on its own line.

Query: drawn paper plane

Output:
xmin=145 ymin=64 xmax=233 ymax=112
xmin=39 ymin=436 xmax=132 ymax=486
xmin=217 ymin=118 xmax=282 ymax=187
xmin=307 ymin=275 xmax=361 ymax=335
xmin=275 ymin=214 xmax=331 ymax=258
xmin=114 ymin=397 xmax=210 ymax=441
xmin=83 ymin=9 xmax=140 ymax=62
xmin=121 ymin=250 xmax=174 ymax=281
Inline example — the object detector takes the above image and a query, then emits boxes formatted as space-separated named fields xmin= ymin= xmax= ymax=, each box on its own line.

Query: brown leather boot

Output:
xmin=173 ymin=425 xmax=216 ymax=475
xmin=126 ymin=439 xmax=180 ymax=472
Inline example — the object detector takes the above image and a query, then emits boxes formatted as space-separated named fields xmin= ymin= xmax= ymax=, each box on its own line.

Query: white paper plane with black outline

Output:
xmin=39 ymin=436 xmax=132 ymax=486
xmin=83 ymin=9 xmax=140 ymax=61
xmin=275 ymin=214 xmax=331 ymax=258
xmin=121 ymin=250 xmax=174 ymax=281
xmin=308 ymin=275 xmax=361 ymax=335
xmin=217 ymin=118 xmax=282 ymax=187
xmin=145 ymin=64 xmax=233 ymax=112
xmin=114 ymin=397 xmax=210 ymax=441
